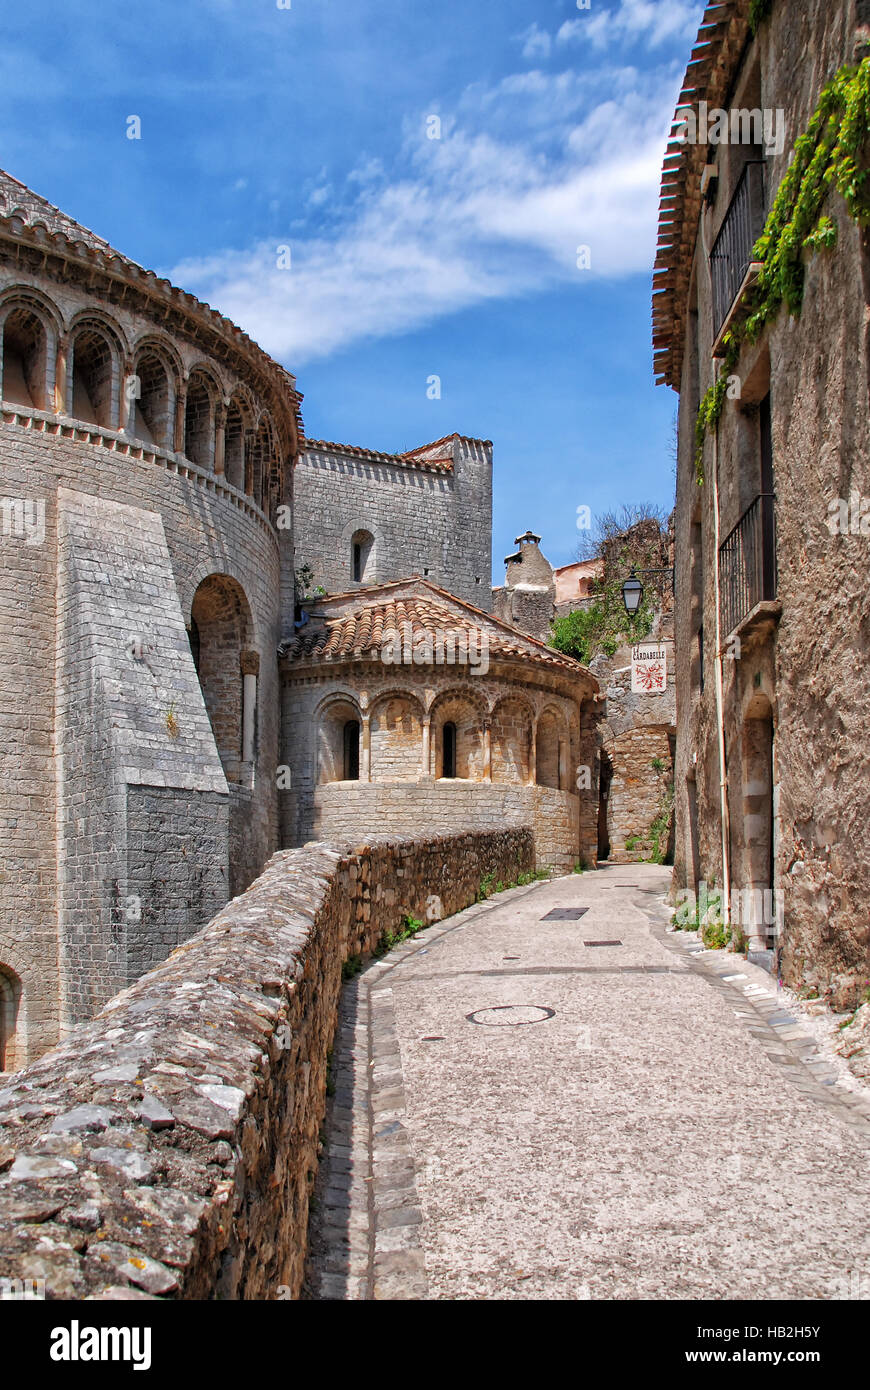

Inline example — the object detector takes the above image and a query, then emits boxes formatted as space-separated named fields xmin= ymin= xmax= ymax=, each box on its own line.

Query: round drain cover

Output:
xmin=466 ymin=1004 xmax=555 ymax=1027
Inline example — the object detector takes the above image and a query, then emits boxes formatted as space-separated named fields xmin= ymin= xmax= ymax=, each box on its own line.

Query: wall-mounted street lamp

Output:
xmin=620 ymin=566 xmax=674 ymax=617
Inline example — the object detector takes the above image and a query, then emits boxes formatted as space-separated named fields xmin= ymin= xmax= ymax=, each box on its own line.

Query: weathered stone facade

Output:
xmin=0 ymin=170 xmax=299 ymax=1063
xmin=658 ymin=0 xmax=870 ymax=1003
xmin=294 ymin=434 xmax=493 ymax=609
xmin=591 ymin=634 xmax=675 ymax=864
xmin=0 ymin=829 xmax=533 ymax=1299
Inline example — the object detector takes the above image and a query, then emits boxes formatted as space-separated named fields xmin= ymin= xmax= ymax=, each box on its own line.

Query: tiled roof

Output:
xmin=303 ymin=440 xmax=454 ymax=473
xmin=279 ymin=578 xmax=589 ymax=676
xmin=0 ymin=170 xmax=118 ymax=258
xmin=402 ymin=432 xmax=492 ymax=454
xmin=0 ymin=169 xmax=305 ymax=445
xmin=651 ymin=1 xmax=750 ymax=388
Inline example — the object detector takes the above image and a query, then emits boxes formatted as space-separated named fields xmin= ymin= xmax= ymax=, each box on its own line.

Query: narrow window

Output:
xmin=351 ymin=530 xmax=374 ymax=583
xmin=442 ymin=722 xmax=457 ymax=779
xmin=343 ymin=720 xmax=360 ymax=781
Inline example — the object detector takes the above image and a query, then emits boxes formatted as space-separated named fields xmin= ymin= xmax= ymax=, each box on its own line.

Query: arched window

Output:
xmin=133 ymin=349 xmax=172 ymax=447
xmin=184 ymin=371 xmax=215 ymax=468
xmin=351 ymin=530 xmax=374 ymax=583
xmin=343 ymin=720 xmax=360 ymax=781
xmin=1 ymin=306 xmax=47 ymax=409
xmin=252 ymin=417 xmax=275 ymax=516
xmin=72 ymin=327 xmax=114 ymax=427
xmin=442 ymin=722 xmax=457 ymax=779
xmin=0 ymin=965 xmax=22 ymax=1072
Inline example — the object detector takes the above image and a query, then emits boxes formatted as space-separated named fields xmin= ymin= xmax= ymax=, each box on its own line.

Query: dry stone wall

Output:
xmin=0 ymin=828 xmax=533 ymax=1300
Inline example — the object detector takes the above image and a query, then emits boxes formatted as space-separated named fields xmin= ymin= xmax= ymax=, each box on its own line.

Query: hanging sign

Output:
xmin=631 ymin=644 xmax=667 ymax=694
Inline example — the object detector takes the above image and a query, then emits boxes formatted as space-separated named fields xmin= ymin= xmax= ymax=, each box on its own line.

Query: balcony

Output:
xmin=710 ymin=161 xmax=766 ymax=351
xmin=718 ymin=493 xmax=778 ymax=639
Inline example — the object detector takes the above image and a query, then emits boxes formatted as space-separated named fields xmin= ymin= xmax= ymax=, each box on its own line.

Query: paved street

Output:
xmin=307 ymin=864 xmax=870 ymax=1301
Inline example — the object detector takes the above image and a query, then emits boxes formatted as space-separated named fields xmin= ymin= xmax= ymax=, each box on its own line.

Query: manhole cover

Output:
xmin=584 ymin=940 xmax=623 ymax=947
xmin=466 ymin=1004 xmax=555 ymax=1027
xmin=541 ymin=908 xmax=589 ymax=920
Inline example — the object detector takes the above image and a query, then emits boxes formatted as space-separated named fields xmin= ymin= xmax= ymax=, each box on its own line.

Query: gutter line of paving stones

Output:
xmin=306 ymin=879 xmax=551 ymax=1300
xmin=641 ymin=896 xmax=870 ymax=1133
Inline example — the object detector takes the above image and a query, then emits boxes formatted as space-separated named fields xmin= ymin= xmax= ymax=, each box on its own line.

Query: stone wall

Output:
xmin=293 ymin=437 xmax=493 ymax=608
xmin=313 ymin=781 xmax=583 ymax=872
xmin=0 ymin=408 xmax=282 ymax=1062
xmin=0 ymin=829 xmax=533 ymax=1300
xmin=591 ymin=634 xmax=675 ymax=863
xmin=670 ymin=0 xmax=870 ymax=1004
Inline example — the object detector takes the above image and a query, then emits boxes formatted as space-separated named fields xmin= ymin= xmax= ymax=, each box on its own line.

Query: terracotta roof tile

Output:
xmin=650 ymin=1 xmax=753 ymax=388
xmin=279 ymin=578 xmax=588 ymax=677
xmin=303 ymin=439 xmax=455 ymax=473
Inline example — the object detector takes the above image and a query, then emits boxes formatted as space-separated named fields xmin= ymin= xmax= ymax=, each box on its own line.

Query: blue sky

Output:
xmin=1 ymin=0 xmax=702 ymax=579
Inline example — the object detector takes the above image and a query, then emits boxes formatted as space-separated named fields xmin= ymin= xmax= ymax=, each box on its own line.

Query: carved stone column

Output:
xmin=421 ymin=716 xmax=431 ymax=778
xmin=54 ymin=336 xmax=69 ymax=415
xmin=174 ymin=382 xmax=187 ymax=454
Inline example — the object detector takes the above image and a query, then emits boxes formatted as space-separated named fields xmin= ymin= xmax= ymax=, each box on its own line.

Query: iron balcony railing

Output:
xmin=718 ymin=493 xmax=777 ymax=636
xmin=710 ymin=161 xmax=766 ymax=339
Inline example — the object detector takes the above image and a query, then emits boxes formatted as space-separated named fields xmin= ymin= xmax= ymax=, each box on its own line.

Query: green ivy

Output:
xmin=748 ymin=0 xmax=773 ymax=36
xmin=693 ymin=58 xmax=870 ymax=484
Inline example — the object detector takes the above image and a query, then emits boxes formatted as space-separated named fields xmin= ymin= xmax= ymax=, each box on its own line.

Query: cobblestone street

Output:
xmin=307 ymin=864 xmax=870 ymax=1301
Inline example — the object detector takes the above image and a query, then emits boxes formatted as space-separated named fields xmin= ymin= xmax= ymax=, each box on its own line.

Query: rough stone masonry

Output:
xmin=0 ymin=828 xmax=532 ymax=1299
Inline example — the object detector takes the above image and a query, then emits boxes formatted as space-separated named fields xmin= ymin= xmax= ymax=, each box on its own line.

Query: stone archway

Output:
xmin=370 ymin=693 xmax=424 ymax=781
xmin=491 ymin=696 xmax=533 ymax=784
xmin=430 ymin=690 xmax=486 ymax=780
xmin=317 ymin=696 xmax=363 ymax=783
xmin=190 ymin=574 xmax=255 ymax=783
xmin=536 ymin=708 xmax=566 ymax=789
xmin=0 ymin=964 xmax=22 ymax=1072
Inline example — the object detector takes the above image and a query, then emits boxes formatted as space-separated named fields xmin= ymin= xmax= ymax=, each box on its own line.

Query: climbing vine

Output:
xmin=694 ymin=58 xmax=870 ymax=483
xmin=748 ymin=0 xmax=773 ymax=36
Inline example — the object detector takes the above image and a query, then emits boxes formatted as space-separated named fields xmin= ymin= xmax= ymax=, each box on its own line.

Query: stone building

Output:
xmin=493 ymin=526 xmax=675 ymax=864
xmin=656 ymin=0 xmax=870 ymax=1004
xmin=0 ymin=170 xmax=598 ymax=1068
xmin=293 ymin=435 xmax=492 ymax=608
xmin=279 ymin=576 xmax=598 ymax=872
xmin=492 ymin=530 xmax=557 ymax=640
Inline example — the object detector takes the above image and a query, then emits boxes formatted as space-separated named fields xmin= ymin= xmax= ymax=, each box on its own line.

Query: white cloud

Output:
xmin=517 ymin=22 xmax=552 ymax=61
xmin=170 ymin=67 xmax=682 ymax=366
xmin=558 ymin=0 xmax=701 ymax=51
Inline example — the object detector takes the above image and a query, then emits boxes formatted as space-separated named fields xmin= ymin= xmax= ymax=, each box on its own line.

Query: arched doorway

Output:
xmin=597 ymin=751 xmax=613 ymax=861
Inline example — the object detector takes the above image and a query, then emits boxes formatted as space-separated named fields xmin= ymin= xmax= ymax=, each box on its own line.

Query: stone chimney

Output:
xmin=492 ymin=531 xmax=556 ymax=642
